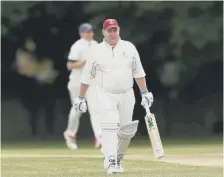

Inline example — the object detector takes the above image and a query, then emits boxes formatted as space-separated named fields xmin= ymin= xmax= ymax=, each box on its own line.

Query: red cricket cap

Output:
xmin=103 ymin=19 xmax=119 ymax=30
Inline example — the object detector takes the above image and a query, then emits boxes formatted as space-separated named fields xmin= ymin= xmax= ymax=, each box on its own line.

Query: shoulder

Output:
xmin=90 ymin=42 xmax=105 ymax=51
xmin=120 ymin=40 xmax=137 ymax=51
xmin=93 ymin=40 xmax=98 ymax=45
xmin=87 ymin=43 xmax=101 ymax=56
xmin=70 ymin=39 xmax=83 ymax=50
xmin=98 ymin=42 xmax=105 ymax=48
xmin=120 ymin=40 xmax=136 ymax=49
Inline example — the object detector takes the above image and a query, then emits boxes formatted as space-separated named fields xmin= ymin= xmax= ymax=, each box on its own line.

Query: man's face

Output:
xmin=80 ymin=30 xmax=94 ymax=40
xmin=104 ymin=27 xmax=119 ymax=44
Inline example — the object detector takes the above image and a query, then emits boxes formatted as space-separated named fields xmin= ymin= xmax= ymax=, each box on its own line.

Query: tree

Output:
xmin=85 ymin=1 xmax=223 ymax=94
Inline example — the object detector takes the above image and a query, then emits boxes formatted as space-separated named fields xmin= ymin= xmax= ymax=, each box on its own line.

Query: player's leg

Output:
xmin=117 ymin=89 xmax=138 ymax=172
xmin=64 ymin=82 xmax=81 ymax=149
xmin=86 ymin=85 xmax=102 ymax=148
xmin=99 ymin=91 xmax=120 ymax=174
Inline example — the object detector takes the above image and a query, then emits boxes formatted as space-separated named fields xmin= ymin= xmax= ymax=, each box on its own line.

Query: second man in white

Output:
xmin=64 ymin=23 xmax=102 ymax=150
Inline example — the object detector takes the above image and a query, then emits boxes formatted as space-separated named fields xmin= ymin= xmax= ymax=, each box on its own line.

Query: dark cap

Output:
xmin=79 ymin=23 xmax=93 ymax=32
xmin=103 ymin=19 xmax=119 ymax=30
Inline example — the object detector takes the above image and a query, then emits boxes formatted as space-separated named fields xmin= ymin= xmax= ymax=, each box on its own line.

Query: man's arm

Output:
xmin=131 ymin=44 xmax=153 ymax=108
xmin=135 ymin=77 xmax=148 ymax=93
xmin=131 ymin=45 xmax=148 ymax=93
xmin=79 ymin=83 xmax=89 ymax=97
xmin=67 ymin=60 xmax=86 ymax=70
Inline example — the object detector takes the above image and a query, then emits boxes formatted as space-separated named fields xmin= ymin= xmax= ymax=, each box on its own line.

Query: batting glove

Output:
xmin=73 ymin=96 xmax=87 ymax=113
xmin=141 ymin=91 xmax=153 ymax=108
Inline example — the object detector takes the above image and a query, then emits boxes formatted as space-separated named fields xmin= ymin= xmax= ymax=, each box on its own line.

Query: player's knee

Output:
xmin=118 ymin=120 xmax=139 ymax=138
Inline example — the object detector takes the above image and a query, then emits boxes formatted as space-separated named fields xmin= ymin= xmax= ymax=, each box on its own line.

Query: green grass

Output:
xmin=1 ymin=137 xmax=223 ymax=177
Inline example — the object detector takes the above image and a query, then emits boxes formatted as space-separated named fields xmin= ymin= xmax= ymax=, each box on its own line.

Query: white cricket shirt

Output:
xmin=81 ymin=39 xmax=146 ymax=94
xmin=68 ymin=38 xmax=98 ymax=86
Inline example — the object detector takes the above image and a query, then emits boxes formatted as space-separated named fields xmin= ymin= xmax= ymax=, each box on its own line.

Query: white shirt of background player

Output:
xmin=67 ymin=27 xmax=97 ymax=86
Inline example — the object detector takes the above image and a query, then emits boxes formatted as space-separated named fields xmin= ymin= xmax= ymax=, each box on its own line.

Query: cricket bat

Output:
xmin=144 ymin=107 xmax=164 ymax=159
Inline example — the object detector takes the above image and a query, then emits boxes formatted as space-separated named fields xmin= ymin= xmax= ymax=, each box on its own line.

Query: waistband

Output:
xmin=97 ymin=86 xmax=133 ymax=94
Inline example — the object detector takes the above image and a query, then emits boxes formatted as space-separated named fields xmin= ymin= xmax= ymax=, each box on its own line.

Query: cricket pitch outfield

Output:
xmin=1 ymin=137 xmax=223 ymax=177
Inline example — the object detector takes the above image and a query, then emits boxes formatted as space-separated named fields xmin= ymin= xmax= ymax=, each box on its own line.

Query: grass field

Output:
xmin=1 ymin=137 xmax=223 ymax=177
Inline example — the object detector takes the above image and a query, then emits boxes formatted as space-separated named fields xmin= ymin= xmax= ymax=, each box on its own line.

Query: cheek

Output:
xmin=104 ymin=32 xmax=110 ymax=38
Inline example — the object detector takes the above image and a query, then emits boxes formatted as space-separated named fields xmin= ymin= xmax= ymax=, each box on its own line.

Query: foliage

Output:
xmin=85 ymin=1 xmax=223 ymax=92
xmin=2 ymin=1 xmax=223 ymax=95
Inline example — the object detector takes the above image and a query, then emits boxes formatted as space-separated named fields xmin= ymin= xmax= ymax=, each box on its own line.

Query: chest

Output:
xmin=97 ymin=47 xmax=134 ymax=69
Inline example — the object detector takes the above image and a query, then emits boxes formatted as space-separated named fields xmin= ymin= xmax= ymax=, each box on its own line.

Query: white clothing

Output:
xmin=81 ymin=39 xmax=146 ymax=168
xmin=99 ymin=87 xmax=136 ymax=169
xmin=67 ymin=84 xmax=101 ymax=137
xmin=66 ymin=38 xmax=101 ymax=139
xmin=68 ymin=38 xmax=98 ymax=86
xmin=81 ymin=39 xmax=146 ymax=94
xmin=98 ymin=88 xmax=135 ymax=126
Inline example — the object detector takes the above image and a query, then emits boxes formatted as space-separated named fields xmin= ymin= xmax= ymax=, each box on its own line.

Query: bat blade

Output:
xmin=145 ymin=113 xmax=164 ymax=159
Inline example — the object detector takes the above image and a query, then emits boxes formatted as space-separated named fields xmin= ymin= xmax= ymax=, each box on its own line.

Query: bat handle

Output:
xmin=145 ymin=106 xmax=151 ymax=115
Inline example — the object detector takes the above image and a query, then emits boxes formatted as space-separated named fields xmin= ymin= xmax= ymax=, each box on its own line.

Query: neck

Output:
xmin=105 ymin=39 xmax=118 ymax=47
xmin=82 ymin=37 xmax=92 ymax=41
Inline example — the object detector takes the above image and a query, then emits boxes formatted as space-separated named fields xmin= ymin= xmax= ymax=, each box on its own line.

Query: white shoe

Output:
xmin=155 ymin=150 xmax=164 ymax=159
xmin=94 ymin=136 xmax=102 ymax=148
xmin=117 ymin=164 xmax=124 ymax=173
xmin=105 ymin=156 xmax=120 ymax=174
xmin=63 ymin=131 xmax=78 ymax=150
xmin=107 ymin=165 xmax=120 ymax=174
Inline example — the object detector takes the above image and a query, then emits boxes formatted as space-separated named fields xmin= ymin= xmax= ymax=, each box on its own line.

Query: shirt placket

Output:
xmin=111 ymin=47 xmax=115 ymax=59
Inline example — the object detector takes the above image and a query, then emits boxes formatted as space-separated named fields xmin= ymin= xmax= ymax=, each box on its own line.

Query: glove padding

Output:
xmin=141 ymin=92 xmax=153 ymax=108
xmin=73 ymin=97 xmax=87 ymax=113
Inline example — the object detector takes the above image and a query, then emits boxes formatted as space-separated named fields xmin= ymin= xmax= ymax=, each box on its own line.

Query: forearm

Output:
xmin=135 ymin=77 xmax=148 ymax=93
xmin=79 ymin=83 xmax=89 ymax=97
xmin=67 ymin=60 xmax=86 ymax=70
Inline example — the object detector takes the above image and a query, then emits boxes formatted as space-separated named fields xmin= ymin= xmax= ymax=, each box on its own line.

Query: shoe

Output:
xmin=63 ymin=131 xmax=78 ymax=150
xmin=94 ymin=136 xmax=102 ymax=148
xmin=107 ymin=165 xmax=120 ymax=174
xmin=117 ymin=154 xmax=124 ymax=172
xmin=105 ymin=156 xmax=120 ymax=174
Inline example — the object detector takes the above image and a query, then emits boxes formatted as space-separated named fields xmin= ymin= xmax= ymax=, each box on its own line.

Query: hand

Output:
xmin=73 ymin=96 xmax=87 ymax=113
xmin=141 ymin=92 xmax=153 ymax=108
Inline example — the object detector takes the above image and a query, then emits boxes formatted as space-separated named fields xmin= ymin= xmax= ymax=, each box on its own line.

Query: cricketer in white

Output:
xmin=74 ymin=19 xmax=153 ymax=174
xmin=64 ymin=23 xmax=102 ymax=150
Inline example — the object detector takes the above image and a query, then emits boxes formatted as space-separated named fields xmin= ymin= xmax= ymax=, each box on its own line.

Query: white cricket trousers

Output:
xmin=98 ymin=88 xmax=135 ymax=160
xmin=66 ymin=81 xmax=101 ymax=138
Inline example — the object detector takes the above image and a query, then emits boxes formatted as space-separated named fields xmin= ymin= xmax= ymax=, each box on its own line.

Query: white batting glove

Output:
xmin=141 ymin=92 xmax=153 ymax=108
xmin=73 ymin=96 xmax=87 ymax=113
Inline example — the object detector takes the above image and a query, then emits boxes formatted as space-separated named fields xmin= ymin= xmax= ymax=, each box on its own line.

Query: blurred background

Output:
xmin=1 ymin=1 xmax=223 ymax=140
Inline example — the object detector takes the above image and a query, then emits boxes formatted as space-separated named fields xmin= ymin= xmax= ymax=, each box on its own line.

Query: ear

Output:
xmin=102 ymin=29 xmax=105 ymax=37
xmin=117 ymin=27 xmax=120 ymax=34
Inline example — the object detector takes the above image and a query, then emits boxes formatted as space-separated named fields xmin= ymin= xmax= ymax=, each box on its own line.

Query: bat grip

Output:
xmin=145 ymin=106 xmax=151 ymax=115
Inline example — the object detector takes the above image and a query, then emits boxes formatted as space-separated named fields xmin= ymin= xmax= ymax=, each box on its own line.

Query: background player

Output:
xmin=73 ymin=19 xmax=153 ymax=174
xmin=63 ymin=23 xmax=102 ymax=150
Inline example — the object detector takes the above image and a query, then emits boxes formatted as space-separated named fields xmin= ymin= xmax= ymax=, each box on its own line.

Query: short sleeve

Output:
xmin=68 ymin=43 xmax=81 ymax=61
xmin=80 ymin=47 xmax=98 ymax=84
xmin=132 ymin=45 xmax=146 ymax=78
